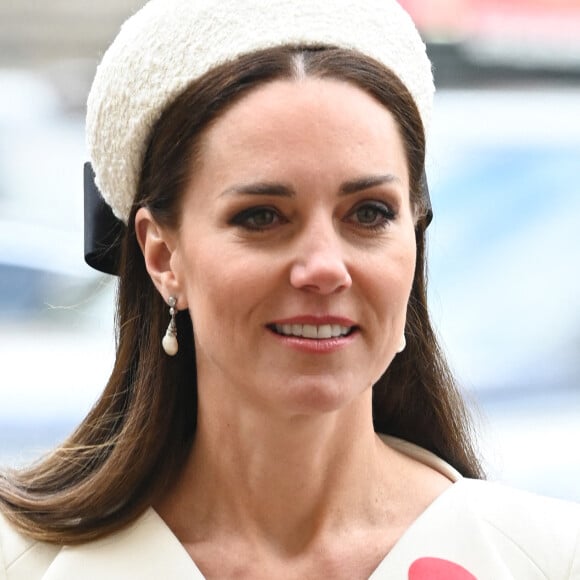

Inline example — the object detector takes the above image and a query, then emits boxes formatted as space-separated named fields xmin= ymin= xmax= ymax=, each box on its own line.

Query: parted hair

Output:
xmin=0 ymin=46 xmax=483 ymax=544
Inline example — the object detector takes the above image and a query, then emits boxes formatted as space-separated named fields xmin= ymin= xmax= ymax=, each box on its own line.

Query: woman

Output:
xmin=1 ymin=0 xmax=579 ymax=578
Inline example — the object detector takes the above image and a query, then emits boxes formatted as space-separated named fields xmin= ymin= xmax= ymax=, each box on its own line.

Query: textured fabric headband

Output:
xmin=86 ymin=0 xmax=435 ymax=225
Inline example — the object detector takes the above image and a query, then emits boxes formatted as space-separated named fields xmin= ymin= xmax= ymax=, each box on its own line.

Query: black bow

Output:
xmin=422 ymin=170 xmax=433 ymax=227
xmin=84 ymin=162 xmax=125 ymax=275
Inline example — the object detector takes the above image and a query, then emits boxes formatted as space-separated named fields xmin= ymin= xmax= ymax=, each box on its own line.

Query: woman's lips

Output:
xmin=271 ymin=322 xmax=353 ymax=339
xmin=266 ymin=316 xmax=359 ymax=353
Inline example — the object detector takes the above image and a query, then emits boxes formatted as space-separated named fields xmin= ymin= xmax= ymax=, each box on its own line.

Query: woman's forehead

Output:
xmin=200 ymin=77 xmax=402 ymax=151
xmin=187 ymin=78 xmax=409 ymax=199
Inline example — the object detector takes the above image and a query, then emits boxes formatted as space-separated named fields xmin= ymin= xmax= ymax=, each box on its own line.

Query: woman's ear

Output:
xmin=135 ymin=207 xmax=181 ymax=300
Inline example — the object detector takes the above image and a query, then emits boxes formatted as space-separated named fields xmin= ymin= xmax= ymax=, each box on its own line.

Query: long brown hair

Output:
xmin=0 ymin=46 xmax=483 ymax=544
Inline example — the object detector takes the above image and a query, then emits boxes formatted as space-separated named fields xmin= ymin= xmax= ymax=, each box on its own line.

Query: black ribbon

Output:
xmin=422 ymin=170 xmax=433 ymax=227
xmin=84 ymin=162 xmax=125 ymax=276
xmin=83 ymin=162 xmax=433 ymax=276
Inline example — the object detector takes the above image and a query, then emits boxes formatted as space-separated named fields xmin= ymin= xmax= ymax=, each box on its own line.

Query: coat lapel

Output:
xmin=42 ymin=509 xmax=203 ymax=580
xmin=369 ymin=479 xmax=541 ymax=579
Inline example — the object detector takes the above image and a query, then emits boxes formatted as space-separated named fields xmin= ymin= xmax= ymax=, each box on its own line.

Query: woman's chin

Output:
xmin=271 ymin=376 xmax=371 ymax=418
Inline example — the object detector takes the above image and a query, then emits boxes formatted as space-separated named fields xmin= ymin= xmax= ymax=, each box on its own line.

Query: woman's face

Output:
xmin=171 ymin=77 xmax=417 ymax=417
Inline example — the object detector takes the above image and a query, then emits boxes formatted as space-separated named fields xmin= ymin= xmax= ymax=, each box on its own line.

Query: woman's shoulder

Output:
xmin=453 ymin=478 xmax=580 ymax=576
xmin=0 ymin=508 xmax=201 ymax=580
xmin=382 ymin=435 xmax=580 ymax=576
xmin=0 ymin=511 xmax=60 ymax=580
xmin=457 ymin=477 xmax=580 ymax=532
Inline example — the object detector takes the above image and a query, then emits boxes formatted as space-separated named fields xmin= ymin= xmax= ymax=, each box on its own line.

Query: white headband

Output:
xmin=87 ymin=0 xmax=434 ymax=223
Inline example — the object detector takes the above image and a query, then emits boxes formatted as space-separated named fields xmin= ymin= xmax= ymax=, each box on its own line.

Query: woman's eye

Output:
xmin=231 ymin=207 xmax=283 ymax=231
xmin=348 ymin=202 xmax=394 ymax=229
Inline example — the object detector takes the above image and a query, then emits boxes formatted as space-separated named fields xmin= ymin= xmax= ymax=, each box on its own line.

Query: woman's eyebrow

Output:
xmin=219 ymin=182 xmax=296 ymax=198
xmin=219 ymin=174 xmax=400 ymax=198
xmin=339 ymin=174 xmax=401 ymax=195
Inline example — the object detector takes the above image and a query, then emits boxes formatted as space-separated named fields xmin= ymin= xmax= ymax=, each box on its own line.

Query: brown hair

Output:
xmin=0 ymin=46 xmax=483 ymax=544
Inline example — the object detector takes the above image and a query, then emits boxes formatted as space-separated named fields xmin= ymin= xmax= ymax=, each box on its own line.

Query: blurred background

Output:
xmin=0 ymin=0 xmax=579 ymax=501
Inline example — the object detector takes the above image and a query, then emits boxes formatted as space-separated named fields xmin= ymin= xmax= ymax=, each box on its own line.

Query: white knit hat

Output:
xmin=87 ymin=0 xmax=434 ymax=223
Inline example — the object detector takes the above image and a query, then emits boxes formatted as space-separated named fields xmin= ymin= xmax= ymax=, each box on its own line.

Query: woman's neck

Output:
xmin=157 ymin=388 xmax=410 ymax=552
xmin=155 ymin=387 xmax=454 ymax=579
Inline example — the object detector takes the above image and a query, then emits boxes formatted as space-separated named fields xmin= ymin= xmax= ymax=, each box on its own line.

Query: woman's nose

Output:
xmin=289 ymin=222 xmax=352 ymax=294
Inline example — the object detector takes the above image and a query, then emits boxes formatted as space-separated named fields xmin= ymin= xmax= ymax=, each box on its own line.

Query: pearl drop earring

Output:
xmin=396 ymin=334 xmax=406 ymax=354
xmin=162 ymin=296 xmax=178 ymax=356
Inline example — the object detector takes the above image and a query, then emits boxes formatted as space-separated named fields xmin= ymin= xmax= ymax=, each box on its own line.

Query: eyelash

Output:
xmin=229 ymin=201 xmax=395 ymax=232
xmin=347 ymin=201 xmax=395 ymax=231
xmin=230 ymin=206 xmax=285 ymax=231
